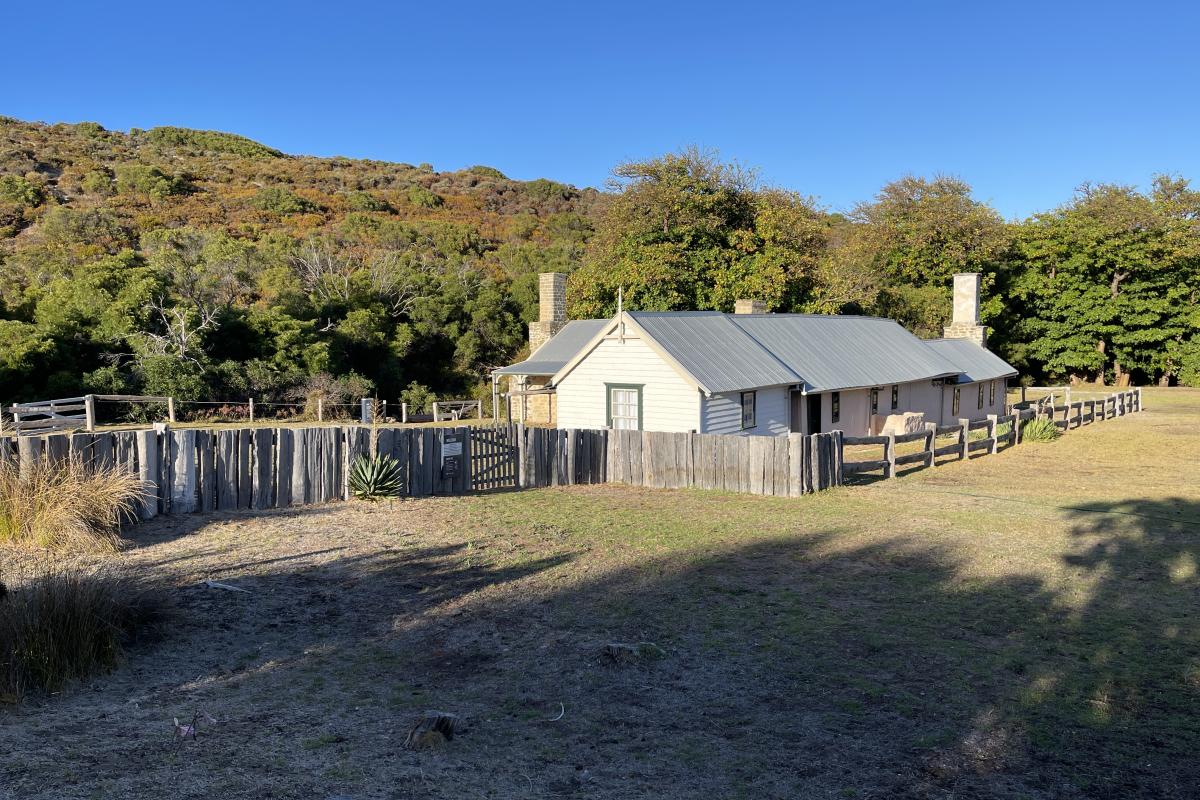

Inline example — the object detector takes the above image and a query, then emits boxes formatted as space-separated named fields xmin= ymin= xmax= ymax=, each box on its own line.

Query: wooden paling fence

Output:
xmin=0 ymin=387 xmax=1145 ymax=518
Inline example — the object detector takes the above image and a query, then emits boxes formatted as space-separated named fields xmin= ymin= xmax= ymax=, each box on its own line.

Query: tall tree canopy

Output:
xmin=1 ymin=118 xmax=1198 ymax=408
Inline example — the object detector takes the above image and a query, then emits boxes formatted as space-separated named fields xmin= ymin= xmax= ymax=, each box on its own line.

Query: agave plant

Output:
xmin=1021 ymin=417 xmax=1061 ymax=443
xmin=348 ymin=454 xmax=404 ymax=500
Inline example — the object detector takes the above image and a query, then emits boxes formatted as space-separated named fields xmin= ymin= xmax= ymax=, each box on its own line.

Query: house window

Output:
xmin=606 ymin=384 xmax=642 ymax=430
xmin=891 ymin=385 xmax=899 ymax=410
xmin=978 ymin=384 xmax=985 ymax=409
xmin=831 ymin=392 xmax=841 ymax=423
xmin=952 ymin=387 xmax=960 ymax=416
xmin=989 ymin=380 xmax=995 ymax=406
xmin=870 ymin=388 xmax=879 ymax=414
xmin=740 ymin=391 xmax=756 ymax=430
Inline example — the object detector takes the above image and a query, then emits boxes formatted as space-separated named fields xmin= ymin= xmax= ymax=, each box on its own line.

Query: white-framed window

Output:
xmin=891 ymin=384 xmax=899 ymax=410
xmin=978 ymin=384 xmax=985 ymax=409
xmin=952 ymin=387 xmax=961 ymax=416
xmin=606 ymin=384 xmax=642 ymax=430
xmin=989 ymin=380 xmax=996 ymax=406
xmin=740 ymin=391 xmax=756 ymax=430
xmin=832 ymin=392 xmax=841 ymax=423
xmin=870 ymin=388 xmax=879 ymax=414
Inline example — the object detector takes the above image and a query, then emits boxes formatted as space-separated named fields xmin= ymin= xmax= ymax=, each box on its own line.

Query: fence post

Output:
xmin=959 ymin=418 xmax=970 ymax=460
xmin=249 ymin=397 xmax=255 ymax=423
xmin=167 ymin=396 xmax=176 ymax=423
xmin=382 ymin=400 xmax=388 ymax=419
xmin=924 ymin=422 xmax=937 ymax=466
xmin=986 ymin=414 xmax=999 ymax=454
xmin=85 ymin=394 xmax=96 ymax=432
xmin=402 ymin=402 xmax=408 ymax=424
xmin=432 ymin=401 xmax=440 ymax=422
xmin=884 ymin=433 xmax=896 ymax=479
xmin=1135 ymin=387 xmax=1142 ymax=411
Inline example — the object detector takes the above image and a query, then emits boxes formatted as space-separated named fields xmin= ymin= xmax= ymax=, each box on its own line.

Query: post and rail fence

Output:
xmin=0 ymin=388 xmax=1143 ymax=519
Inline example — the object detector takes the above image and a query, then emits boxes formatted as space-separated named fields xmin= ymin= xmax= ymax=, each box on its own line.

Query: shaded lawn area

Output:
xmin=1 ymin=389 xmax=1197 ymax=799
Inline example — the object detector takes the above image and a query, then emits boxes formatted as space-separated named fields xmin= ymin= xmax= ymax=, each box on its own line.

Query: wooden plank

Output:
xmin=16 ymin=431 xmax=42 ymax=474
xmin=325 ymin=427 xmax=342 ymax=502
xmin=43 ymin=434 xmax=70 ymax=468
xmin=235 ymin=429 xmax=252 ymax=509
xmin=69 ymin=433 xmax=92 ymax=468
xmin=771 ymin=434 xmax=788 ymax=496
xmin=136 ymin=429 xmax=158 ymax=519
xmin=289 ymin=428 xmax=308 ymax=506
xmin=843 ymin=460 xmax=887 ymax=474
xmin=114 ymin=431 xmax=138 ymax=477
xmin=275 ymin=429 xmax=293 ymax=508
xmin=967 ymin=438 xmax=993 ymax=453
xmin=195 ymin=431 xmax=215 ymax=512
xmin=92 ymin=434 xmax=114 ymax=472
xmin=157 ymin=430 xmax=172 ymax=514
xmin=171 ymin=429 xmax=197 ymax=514
xmin=251 ymin=428 xmax=273 ymax=509
xmin=393 ymin=428 xmax=411 ymax=495
xmin=787 ymin=433 xmax=805 ymax=496
xmin=720 ymin=435 xmax=739 ymax=493
xmin=216 ymin=430 xmax=239 ymax=511
xmin=307 ymin=427 xmax=322 ymax=503
xmin=894 ymin=450 xmax=930 ymax=466
xmin=884 ymin=433 xmax=896 ymax=479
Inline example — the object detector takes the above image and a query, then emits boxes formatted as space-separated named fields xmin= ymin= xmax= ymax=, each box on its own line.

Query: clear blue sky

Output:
xmin=5 ymin=0 xmax=1198 ymax=219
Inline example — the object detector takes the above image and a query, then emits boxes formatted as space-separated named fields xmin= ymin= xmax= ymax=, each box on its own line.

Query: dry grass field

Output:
xmin=1 ymin=388 xmax=1197 ymax=799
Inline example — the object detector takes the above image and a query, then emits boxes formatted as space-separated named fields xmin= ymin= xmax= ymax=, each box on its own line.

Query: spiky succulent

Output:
xmin=348 ymin=454 xmax=404 ymax=500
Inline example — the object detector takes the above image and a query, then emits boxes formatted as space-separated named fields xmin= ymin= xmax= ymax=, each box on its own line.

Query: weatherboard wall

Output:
xmin=701 ymin=387 xmax=790 ymax=436
xmin=555 ymin=333 xmax=701 ymax=432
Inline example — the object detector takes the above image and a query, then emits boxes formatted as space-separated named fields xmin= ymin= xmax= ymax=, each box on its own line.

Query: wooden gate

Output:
xmin=470 ymin=424 xmax=519 ymax=490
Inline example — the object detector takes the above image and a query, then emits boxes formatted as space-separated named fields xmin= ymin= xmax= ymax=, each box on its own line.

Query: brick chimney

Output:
xmin=943 ymin=273 xmax=986 ymax=346
xmin=734 ymin=299 xmax=768 ymax=314
xmin=529 ymin=272 xmax=567 ymax=353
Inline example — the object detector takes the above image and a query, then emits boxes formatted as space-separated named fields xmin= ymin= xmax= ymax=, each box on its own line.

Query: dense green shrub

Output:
xmin=343 ymin=190 xmax=392 ymax=213
xmin=114 ymin=164 xmax=192 ymax=199
xmin=0 ymin=175 xmax=44 ymax=207
xmin=467 ymin=165 xmax=506 ymax=180
xmin=252 ymin=186 xmax=317 ymax=214
xmin=406 ymin=185 xmax=443 ymax=208
xmin=145 ymin=126 xmax=283 ymax=158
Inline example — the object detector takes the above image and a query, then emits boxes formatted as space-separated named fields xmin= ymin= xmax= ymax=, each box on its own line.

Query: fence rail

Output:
xmin=0 ymin=389 xmax=1144 ymax=518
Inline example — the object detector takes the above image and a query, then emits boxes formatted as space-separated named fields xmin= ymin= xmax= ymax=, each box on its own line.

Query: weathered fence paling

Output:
xmin=0 ymin=386 xmax=1144 ymax=514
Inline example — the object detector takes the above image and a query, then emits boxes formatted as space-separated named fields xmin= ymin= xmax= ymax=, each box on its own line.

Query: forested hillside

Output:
xmin=1 ymin=117 xmax=1197 ymax=411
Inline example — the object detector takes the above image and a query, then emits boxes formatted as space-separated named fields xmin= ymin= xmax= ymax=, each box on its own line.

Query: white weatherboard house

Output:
xmin=496 ymin=273 xmax=1017 ymax=437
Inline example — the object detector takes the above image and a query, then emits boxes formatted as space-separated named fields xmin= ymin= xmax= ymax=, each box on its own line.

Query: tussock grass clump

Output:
xmin=1021 ymin=417 xmax=1061 ymax=443
xmin=0 ymin=564 xmax=165 ymax=701
xmin=0 ymin=460 xmax=147 ymax=551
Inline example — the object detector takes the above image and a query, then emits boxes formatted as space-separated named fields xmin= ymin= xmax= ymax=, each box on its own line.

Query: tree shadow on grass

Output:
xmin=2 ymin=496 xmax=1198 ymax=800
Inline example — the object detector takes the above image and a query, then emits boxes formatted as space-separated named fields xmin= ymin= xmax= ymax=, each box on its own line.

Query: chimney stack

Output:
xmin=734 ymin=299 xmax=769 ymax=314
xmin=943 ymin=273 xmax=986 ymax=346
xmin=529 ymin=272 xmax=567 ymax=354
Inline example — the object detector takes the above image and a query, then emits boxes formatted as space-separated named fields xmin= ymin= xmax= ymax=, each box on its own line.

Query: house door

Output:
xmin=789 ymin=390 xmax=803 ymax=432
xmin=806 ymin=393 xmax=822 ymax=434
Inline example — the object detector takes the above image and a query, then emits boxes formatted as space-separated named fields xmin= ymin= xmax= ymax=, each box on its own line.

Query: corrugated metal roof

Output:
xmin=729 ymin=314 xmax=963 ymax=392
xmin=492 ymin=319 xmax=608 ymax=376
xmin=924 ymin=338 xmax=1019 ymax=383
xmin=628 ymin=312 xmax=802 ymax=393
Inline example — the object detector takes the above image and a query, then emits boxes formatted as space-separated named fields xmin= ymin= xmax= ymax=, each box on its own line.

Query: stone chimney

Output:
xmin=529 ymin=272 xmax=567 ymax=354
xmin=943 ymin=273 xmax=986 ymax=346
xmin=734 ymin=299 xmax=769 ymax=314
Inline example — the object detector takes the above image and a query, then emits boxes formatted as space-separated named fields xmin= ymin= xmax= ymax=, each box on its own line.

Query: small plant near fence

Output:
xmin=0 ymin=460 xmax=146 ymax=551
xmin=0 ymin=563 xmax=165 ymax=701
xmin=1021 ymin=417 xmax=1060 ymax=442
xmin=348 ymin=398 xmax=404 ymax=501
